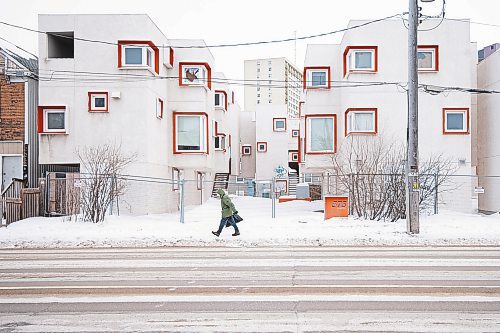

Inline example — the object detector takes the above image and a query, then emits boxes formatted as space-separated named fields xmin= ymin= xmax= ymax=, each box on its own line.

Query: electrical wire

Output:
xmin=0 ymin=14 xmax=403 ymax=50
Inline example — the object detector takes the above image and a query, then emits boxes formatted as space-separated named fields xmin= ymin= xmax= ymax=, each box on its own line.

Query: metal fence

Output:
xmin=18 ymin=172 xmax=500 ymax=225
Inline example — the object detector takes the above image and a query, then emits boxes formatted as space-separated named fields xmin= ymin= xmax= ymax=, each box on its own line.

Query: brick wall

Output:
xmin=0 ymin=75 xmax=25 ymax=141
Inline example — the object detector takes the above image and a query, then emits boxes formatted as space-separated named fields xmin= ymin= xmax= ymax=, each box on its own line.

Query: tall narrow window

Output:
xmin=174 ymin=113 xmax=208 ymax=153
xmin=306 ymin=115 xmax=336 ymax=154
xmin=215 ymin=90 xmax=227 ymax=110
xmin=156 ymin=98 xmax=164 ymax=119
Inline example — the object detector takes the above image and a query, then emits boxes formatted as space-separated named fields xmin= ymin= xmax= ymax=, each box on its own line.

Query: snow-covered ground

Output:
xmin=0 ymin=196 xmax=499 ymax=248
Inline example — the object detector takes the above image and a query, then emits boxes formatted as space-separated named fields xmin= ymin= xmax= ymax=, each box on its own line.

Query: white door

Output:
xmin=1 ymin=156 xmax=23 ymax=191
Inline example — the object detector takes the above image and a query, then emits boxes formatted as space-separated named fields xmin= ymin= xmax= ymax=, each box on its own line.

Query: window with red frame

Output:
xmin=88 ymin=92 xmax=108 ymax=112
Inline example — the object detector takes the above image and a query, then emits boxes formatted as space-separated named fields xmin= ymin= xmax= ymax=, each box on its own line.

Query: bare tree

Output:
xmin=326 ymin=136 xmax=457 ymax=221
xmin=77 ymin=144 xmax=135 ymax=223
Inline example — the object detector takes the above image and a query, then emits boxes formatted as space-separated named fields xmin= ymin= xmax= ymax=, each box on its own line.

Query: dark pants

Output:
xmin=217 ymin=215 xmax=239 ymax=233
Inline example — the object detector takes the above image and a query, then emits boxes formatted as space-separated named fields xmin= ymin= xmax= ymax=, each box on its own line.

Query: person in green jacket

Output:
xmin=212 ymin=189 xmax=240 ymax=237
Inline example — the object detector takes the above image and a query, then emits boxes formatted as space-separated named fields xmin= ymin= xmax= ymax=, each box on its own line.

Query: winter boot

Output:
xmin=232 ymin=231 xmax=240 ymax=236
xmin=212 ymin=231 xmax=220 ymax=237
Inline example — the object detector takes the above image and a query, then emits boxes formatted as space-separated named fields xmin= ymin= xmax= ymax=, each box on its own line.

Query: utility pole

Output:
xmin=407 ymin=0 xmax=420 ymax=234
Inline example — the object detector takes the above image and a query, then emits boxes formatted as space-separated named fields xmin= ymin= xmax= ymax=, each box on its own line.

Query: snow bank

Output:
xmin=0 ymin=196 xmax=499 ymax=248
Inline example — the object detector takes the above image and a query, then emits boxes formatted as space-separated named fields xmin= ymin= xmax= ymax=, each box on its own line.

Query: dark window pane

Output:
xmin=94 ymin=97 xmax=105 ymax=108
xmin=47 ymin=113 xmax=65 ymax=130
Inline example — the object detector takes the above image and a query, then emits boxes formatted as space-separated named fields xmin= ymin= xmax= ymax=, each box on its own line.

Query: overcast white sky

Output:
xmin=0 ymin=0 xmax=498 ymax=101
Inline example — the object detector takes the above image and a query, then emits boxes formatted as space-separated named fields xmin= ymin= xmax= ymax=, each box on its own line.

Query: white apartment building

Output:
xmin=300 ymin=18 xmax=478 ymax=212
xmin=240 ymin=58 xmax=302 ymax=186
xmin=477 ymin=47 xmax=500 ymax=213
xmin=244 ymin=58 xmax=302 ymax=118
xmin=37 ymin=14 xmax=240 ymax=214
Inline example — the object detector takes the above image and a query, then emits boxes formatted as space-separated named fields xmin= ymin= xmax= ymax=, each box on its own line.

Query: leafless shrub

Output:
xmin=327 ymin=136 xmax=457 ymax=221
xmin=77 ymin=144 xmax=135 ymax=223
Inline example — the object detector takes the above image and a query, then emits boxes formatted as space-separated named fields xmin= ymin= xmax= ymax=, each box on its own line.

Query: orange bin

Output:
xmin=324 ymin=196 xmax=349 ymax=220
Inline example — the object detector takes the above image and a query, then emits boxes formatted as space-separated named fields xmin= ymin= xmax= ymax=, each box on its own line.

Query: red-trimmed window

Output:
xmin=257 ymin=142 xmax=267 ymax=152
xmin=179 ymin=62 xmax=212 ymax=89
xmin=443 ymin=108 xmax=469 ymax=134
xmin=418 ymin=45 xmax=439 ymax=72
xmin=156 ymin=98 xmax=164 ymax=119
xmin=215 ymin=90 xmax=228 ymax=111
xmin=305 ymin=114 xmax=337 ymax=154
xmin=173 ymin=112 xmax=209 ymax=154
xmin=88 ymin=92 xmax=108 ymax=112
xmin=37 ymin=106 xmax=67 ymax=134
xmin=242 ymin=145 xmax=252 ymax=156
xmin=292 ymin=129 xmax=299 ymax=137
xmin=215 ymin=135 xmax=226 ymax=150
xmin=273 ymin=118 xmax=287 ymax=132
xmin=343 ymin=46 xmax=378 ymax=77
xmin=118 ymin=40 xmax=159 ymax=74
xmin=345 ymin=108 xmax=378 ymax=136
xmin=303 ymin=67 xmax=330 ymax=89
xmin=163 ymin=47 xmax=174 ymax=68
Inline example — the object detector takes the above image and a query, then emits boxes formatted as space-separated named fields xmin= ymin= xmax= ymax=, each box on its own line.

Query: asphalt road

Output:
xmin=1 ymin=246 xmax=500 ymax=332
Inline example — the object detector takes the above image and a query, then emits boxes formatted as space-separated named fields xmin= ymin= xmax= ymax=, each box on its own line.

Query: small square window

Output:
xmin=257 ymin=142 xmax=267 ymax=152
xmin=156 ymin=98 xmax=164 ymax=119
xmin=242 ymin=146 xmax=252 ymax=155
xmin=273 ymin=118 xmax=286 ymax=132
xmin=292 ymin=129 xmax=299 ymax=137
xmin=291 ymin=152 xmax=299 ymax=162
xmin=88 ymin=92 xmax=108 ymax=112
xmin=443 ymin=108 xmax=469 ymax=134
xmin=304 ymin=67 xmax=330 ymax=89
xmin=418 ymin=46 xmax=439 ymax=71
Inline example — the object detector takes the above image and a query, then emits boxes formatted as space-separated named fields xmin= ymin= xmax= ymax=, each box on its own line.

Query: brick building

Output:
xmin=0 ymin=43 xmax=39 ymax=190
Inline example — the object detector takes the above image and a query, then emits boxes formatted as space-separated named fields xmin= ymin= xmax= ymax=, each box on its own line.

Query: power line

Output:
xmin=0 ymin=36 xmax=38 ymax=59
xmin=0 ymin=14 xmax=403 ymax=49
xmin=446 ymin=18 xmax=500 ymax=28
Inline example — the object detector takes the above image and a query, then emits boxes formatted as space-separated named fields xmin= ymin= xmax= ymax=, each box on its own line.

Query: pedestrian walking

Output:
xmin=212 ymin=189 xmax=240 ymax=237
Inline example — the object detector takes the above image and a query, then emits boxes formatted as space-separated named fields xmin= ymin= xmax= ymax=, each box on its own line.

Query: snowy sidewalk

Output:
xmin=0 ymin=196 xmax=499 ymax=248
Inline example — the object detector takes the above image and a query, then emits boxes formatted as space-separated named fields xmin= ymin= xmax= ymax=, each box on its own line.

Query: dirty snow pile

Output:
xmin=0 ymin=196 xmax=499 ymax=248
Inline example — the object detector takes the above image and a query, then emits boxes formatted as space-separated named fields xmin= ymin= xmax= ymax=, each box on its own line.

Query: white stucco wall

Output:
xmin=38 ymin=15 xmax=240 ymax=214
xmin=301 ymin=18 xmax=476 ymax=212
xmin=478 ymin=49 xmax=500 ymax=212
